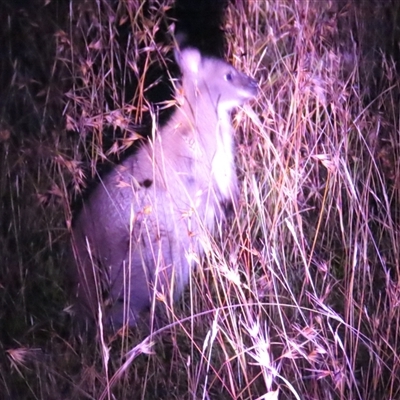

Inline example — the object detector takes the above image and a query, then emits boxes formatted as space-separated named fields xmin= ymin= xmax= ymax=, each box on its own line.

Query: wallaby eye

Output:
xmin=224 ymin=72 xmax=233 ymax=82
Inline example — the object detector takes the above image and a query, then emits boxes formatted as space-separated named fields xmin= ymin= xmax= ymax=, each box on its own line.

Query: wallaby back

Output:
xmin=71 ymin=48 xmax=257 ymax=328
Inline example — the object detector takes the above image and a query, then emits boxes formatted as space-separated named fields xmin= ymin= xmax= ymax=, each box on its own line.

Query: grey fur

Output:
xmin=71 ymin=48 xmax=257 ymax=328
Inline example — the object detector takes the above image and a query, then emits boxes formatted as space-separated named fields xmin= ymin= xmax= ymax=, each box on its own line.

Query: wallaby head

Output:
xmin=71 ymin=48 xmax=257 ymax=329
xmin=177 ymin=48 xmax=258 ymax=113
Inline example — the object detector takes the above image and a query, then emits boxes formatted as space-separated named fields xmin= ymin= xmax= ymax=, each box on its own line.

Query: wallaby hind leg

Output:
xmin=107 ymin=219 xmax=193 ymax=328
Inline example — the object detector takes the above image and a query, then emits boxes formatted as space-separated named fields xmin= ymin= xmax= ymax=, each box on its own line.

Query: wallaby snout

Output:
xmin=71 ymin=48 xmax=257 ymax=328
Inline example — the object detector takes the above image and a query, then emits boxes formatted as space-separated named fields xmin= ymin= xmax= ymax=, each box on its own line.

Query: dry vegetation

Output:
xmin=1 ymin=0 xmax=400 ymax=399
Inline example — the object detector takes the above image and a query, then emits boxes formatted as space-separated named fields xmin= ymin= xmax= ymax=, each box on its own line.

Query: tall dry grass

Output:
xmin=1 ymin=0 xmax=400 ymax=399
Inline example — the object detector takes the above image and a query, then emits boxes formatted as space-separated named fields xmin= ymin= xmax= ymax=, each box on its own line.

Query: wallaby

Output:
xmin=71 ymin=48 xmax=257 ymax=328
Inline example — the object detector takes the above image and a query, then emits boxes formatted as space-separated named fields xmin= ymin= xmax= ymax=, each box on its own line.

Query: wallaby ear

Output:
xmin=176 ymin=48 xmax=202 ymax=76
